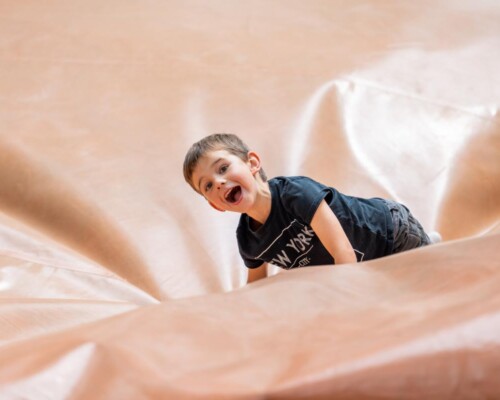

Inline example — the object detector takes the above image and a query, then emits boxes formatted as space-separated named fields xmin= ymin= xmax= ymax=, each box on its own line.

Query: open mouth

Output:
xmin=225 ymin=186 xmax=242 ymax=204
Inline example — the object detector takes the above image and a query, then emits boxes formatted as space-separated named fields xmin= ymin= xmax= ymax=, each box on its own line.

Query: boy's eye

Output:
xmin=205 ymin=182 xmax=212 ymax=192
xmin=219 ymin=164 xmax=228 ymax=173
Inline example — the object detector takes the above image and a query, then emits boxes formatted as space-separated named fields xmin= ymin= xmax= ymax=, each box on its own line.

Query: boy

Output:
xmin=183 ymin=134 xmax=439 ymax=284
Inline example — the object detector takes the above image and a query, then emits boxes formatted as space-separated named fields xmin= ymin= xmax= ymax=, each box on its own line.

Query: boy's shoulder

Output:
xmin=270 ymin=175 xmax=323 ymax=186
xmin=270 ymin=175 xmax=329 ymax=194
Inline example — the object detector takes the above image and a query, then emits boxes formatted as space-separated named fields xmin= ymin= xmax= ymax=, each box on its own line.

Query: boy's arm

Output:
xmin=247 ymin=263 xmax=268 ymax=284
xmin=311 ymin=200 xmax=357 ymax=265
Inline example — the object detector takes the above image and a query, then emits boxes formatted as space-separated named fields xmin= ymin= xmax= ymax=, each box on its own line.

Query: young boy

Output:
xmin=183 ymin=134 xmax=439 ymax=284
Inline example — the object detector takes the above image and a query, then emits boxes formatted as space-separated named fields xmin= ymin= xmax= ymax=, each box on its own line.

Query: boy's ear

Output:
xmin=247 ymin=151 xmax=261 ymax=176
xmin=208 ymin=201 xmax=225 ymax=212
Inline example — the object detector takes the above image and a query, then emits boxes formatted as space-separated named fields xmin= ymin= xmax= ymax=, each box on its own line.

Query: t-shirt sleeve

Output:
xmin=282 ymin=177 xmax=330 ymax=224
xmin=236 ymin=226 xmax=264 ymax=268
xmin=243 ymin=257 xmax=264 ymax=269
xmin=238 ymin=244 xmax=264 ymax=268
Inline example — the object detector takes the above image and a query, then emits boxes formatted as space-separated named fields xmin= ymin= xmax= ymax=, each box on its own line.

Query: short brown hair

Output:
xmin=183 ymin=133 xmax=267 ymax=193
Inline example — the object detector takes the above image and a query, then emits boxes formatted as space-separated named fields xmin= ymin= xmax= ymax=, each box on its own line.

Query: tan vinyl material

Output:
xmin=0 ymin=1 xmax=499 ymax=399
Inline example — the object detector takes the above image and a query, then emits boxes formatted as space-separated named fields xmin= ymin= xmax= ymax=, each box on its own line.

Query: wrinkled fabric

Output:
xmin=0 ymin=1 xmax=499 ymax=399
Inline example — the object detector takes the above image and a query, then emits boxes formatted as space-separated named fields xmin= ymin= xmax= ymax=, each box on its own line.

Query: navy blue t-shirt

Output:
xmin=236 ymin=176 xmax=394 ymax=269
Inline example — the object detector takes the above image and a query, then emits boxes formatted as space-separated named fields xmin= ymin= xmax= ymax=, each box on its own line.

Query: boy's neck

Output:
xmin=246 ymin=179 xmax=272 ymax=228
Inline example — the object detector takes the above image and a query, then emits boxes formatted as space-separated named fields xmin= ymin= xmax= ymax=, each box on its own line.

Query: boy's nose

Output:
xmin=216 ymin=180 xmax=225 ymax=190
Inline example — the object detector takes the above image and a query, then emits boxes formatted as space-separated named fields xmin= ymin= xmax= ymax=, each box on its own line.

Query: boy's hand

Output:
xmin=311 ymin=200 xmax=357 ymax=265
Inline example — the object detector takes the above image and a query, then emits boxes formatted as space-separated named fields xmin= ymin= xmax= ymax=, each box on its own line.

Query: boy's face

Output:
xmin=191 ymin=149 xmax=262 ymax=213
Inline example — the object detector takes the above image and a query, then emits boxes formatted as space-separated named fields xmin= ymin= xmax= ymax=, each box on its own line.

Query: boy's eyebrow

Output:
xmin=197 ymin=157 xmax=223 ymax=191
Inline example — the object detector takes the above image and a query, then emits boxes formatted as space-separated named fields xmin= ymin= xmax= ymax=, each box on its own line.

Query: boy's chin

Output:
xmin=225 ymin=204 xmax=246 ymax=214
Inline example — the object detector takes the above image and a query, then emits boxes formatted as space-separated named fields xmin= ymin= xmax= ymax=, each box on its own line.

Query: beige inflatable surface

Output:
xmin=1 ymin=1 xmax=499 ymax=398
